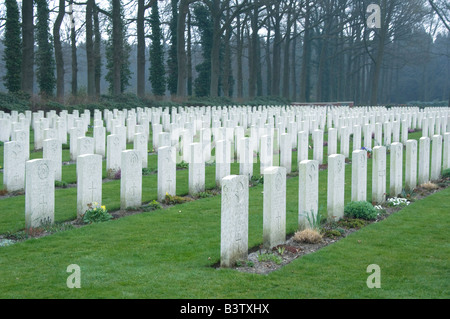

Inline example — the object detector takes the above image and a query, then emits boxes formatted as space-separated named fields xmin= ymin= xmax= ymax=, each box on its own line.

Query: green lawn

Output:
xmin=0 ymin=129 xmax=449 ymax=298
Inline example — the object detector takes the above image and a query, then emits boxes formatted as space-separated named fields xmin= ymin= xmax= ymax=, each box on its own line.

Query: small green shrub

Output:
xmin=249 ymin=175 xmax=264 ymax=187
xmin=55 ymin=181 xmax=68 ymax=188
xmin=344 ymin=201 xmax=378 ymax=220
xmin=142 ymin=200 xmax=162 ymax=212
xmin=83 ymin=203 xmax=112 ymax=224
xmin=164 ymin=194 xmax=194 ymax=205
xmin=142 ymin=168 xmax=157 ymax=176
xmin=258 ymin=253 xmax=283 ymax=265
xmin=442 ymin=169 xmax=450 ymax=179
xmin=324 ymin=230 xmax=342 ymax=238
xmin=176 ymin=161 xmax=189 ymax=169
xmin=338 ymin=218 xmax=367 ymax=229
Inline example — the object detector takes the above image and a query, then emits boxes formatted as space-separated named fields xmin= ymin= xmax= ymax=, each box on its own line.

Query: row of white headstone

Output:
xmin=220 ymin=133 xmax=448 ymax=267
xmin=1 ymin=106 xmax=449 ymax=233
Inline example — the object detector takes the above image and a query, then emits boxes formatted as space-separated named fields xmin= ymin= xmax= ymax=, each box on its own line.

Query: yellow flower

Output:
xmin=101 ymin=206 xmax=106 ymax=210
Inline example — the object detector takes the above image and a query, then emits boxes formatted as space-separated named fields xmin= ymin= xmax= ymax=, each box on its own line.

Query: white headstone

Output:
xmin=263 ymin=166 xmax=286 ymax=249
xmin=431 ymin=135 xmax=443 ymax=181
xmin=77 ymin=137 xmax=95 ymax=157
xmin=313 ymin=130 xmax=324 ymax=164
xmin=372 ymin=146 xmax=387 ymax=204
xmin=418 ymin=137 xmax=430 ymax=185
xmin=25 ymin=159 xmax=55 ymax=229
xmin=328 ymin=128 xmax=337 ymax=155
xmin=120 ymin=150 xmax=142 ymax=209
xmin=297 ymin=131 xmax=309 ymax=163
xmin=280 ymin=133 xmax=292 ymax=174
xmin=298 ymin=160 xmax=319 ymax=230
xmin=405 ymin=140 xmax=418 ymax=191
xmin=327 ymin=154 xmax=345 ymax=222
xmin=3 ymin=141 xmax=25 ymax=192
xmin=94 ymin=126 xmax=106 ymax=158
xmin=189 ymin=143 xmax=205 ymax=195
xmin=352 ymin=150 xmax=367 ymax=202
xmin=77 ymin=154 xmax=102 ymax=218
xmin=220 ymin=175 xmax=249 ymax=268
xmin=157 ymin=146 xmax=177 ymax=202
xmin=106 ymin=134 xmax=122 ymax=178
xmin=43 ymin=139 xmax=62 ymax=182
xmin=215 ymin=140 xmax=231 ymax=187
xmin=134 ymin=133 xmax=148 ymax=169
xmin=239 ymin=137 xmax=254 ymax=180
xmin=444 ymin=133 xmax=450 ymax=171
xmin=390 ymin=142 xmax=403 ymax=197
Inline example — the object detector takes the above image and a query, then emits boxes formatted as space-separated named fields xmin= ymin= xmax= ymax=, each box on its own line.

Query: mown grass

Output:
xmin=1 ymin=128 xmax=448 ymax=299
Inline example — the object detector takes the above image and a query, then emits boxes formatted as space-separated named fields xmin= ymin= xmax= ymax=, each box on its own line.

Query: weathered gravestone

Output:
xmin=77 ymin=154 xmax=102 ymax=218
xmin=220 ymin=175 xmax=249 ymax=268
xmin=25 ymin=159 xmax=55 ymax=229
xmin=298 ymin=160 xmax=319 ymax=230
xmin=120 ymin=150 xmax=142 ymax=210
xmin=263 ymin=167 xmax=286 ymax=249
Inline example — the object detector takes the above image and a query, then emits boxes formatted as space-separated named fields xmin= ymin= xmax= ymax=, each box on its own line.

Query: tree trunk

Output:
xmin=53 ymin=0 xmax=65 ymax=102
xmin=265 ymin=17 xmax=272 ymax=96
xmin=86 ymin=0 xmax=96 ymax=98
xmin=222 ymin=6 xmax=232 ymax=97
xmin=112 ymin=0 xmax=122 ymax=96
xmin=176 ymin=0 xmax=190 ymax=98
xmin=271 ymin=2 xmax=281 ymax=97
xmin=209 ymin=0 xmax=221 ymax=97
xmin=21 ymin=0 xmax=34 ymax=95
xmin=187 ymin=10 xmax=193 ymax=96
xmin=291 ymin=21 xmax=297 ymax=101
xmin=248 ymin=3 xmax=258 ymax=99
xmin=69 ymin=0 xmax=78 ymax=96
xmin=236 ymin=12 xmax=243 ymax=99
xmin=136 ymin=0 xmax=146 ymax=98
xmin=93 ymin=5 xmax=101 ymax=98
xmin=299 ymin=1 xmax=311 ymax=102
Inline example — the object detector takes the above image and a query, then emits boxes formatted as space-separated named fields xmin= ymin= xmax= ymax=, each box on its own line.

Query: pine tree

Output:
xmin=149 ymin=0 xmax=166 ymax=97
xmin=2 ymin=0 xmax=22 ymax=93
xmin=167 ymin=0 xmax=178 ymax=95
xmin=193 ymin=4 xmax=213 ymax=97
xmin=35 ymin=0 xmax=56 ymax=97
xmin=105 ymin=0 xmax=131 ymax=94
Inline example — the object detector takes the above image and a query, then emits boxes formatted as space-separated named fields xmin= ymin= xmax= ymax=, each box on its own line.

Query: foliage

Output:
xmin=249 ymin=175 xmax=264 ymax=187
xmin=55 ymin=181 xmax=68 ymax=188
xmin=323 ymin=229 xmax=343 ymax=239
xmin=193 ymin=3 xmax=213 ymax=97
xmin=176 ymin=161 xmax=189 ymax=169
xmin=149 ymin=0 xmax=166 ymax=97
xmin=0 ymin=92 xmax=30 ymax=112
xmin=142 ymin=168 xmax=157 ymax=176
xmin=442 ymin=169 xmax=450 ymax=179
xmin=338 ymin=218 xmax=367 ymax=229
xmin=142 ymin=200 xmax=162 ymax=212
xmin=2 ymin=0 xmax=22 ymax=93
xmin=105 ymin=0 xmax=132 ymax=95
xmin=35 ymin=0 xmax=56 ymax=97
xmin=258 ymin=253 xmax=283 ymax=265
xmin=164 ymin=194 xmax=194 ymax=205
xmin=386 ymin=197 xmax=411 ymax=208
xmin=167 ymin=0 xmax=178 ymax=95
xmin=82 ymin=202 xmax=112 ymax=224
xmin=305 ymin=211 xmax=322 ymax=231
xmin=344 ymin=201 xmax=378 ymax=221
